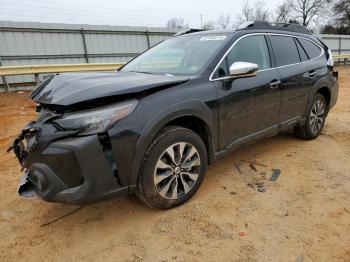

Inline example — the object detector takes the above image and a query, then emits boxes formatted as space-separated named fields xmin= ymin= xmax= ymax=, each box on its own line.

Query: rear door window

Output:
xmin=270 ymin=35 xmax=301 ymax=66
xmin=298 ymin=38 xmax=322 ymax=59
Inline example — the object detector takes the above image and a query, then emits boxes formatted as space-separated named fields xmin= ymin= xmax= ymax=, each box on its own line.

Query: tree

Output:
xmin=287 ymin=0 xmax=331 ymax=26
xmin=274 ymin=2 xmax=291 ymax=23
xmin=202 ymin=21 xmax=215 ymax=30
xmin=254 ymin=2 xmax=270 ymax=21
xmin=216 ymin=13 xmax=232 ymax=29
xmin=166 ymin=18 xmax=189 ymax=30
xmin=333 ymin=0 xmax=350 ymax=27
xmin=321 ymin=24 xmax=350 ymax=34
xmin=237 ymin=0 xmax=270 ymax=23
xmin=240 ymin=0 xmax=254 ymax=22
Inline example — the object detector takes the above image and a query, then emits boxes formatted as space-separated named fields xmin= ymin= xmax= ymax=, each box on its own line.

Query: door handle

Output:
xmin=270 ymin=79 xmax=281 ymax=89
xmin=308 ymin=71 xmax=317 ymax=77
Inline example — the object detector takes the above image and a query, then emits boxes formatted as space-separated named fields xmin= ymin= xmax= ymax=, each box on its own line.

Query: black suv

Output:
xmin=10 ymin=22 xmax=339 ymax=209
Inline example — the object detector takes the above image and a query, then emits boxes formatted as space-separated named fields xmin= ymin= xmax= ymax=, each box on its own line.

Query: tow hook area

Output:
xmin=18 ymin=172 xmax=38 ymax=199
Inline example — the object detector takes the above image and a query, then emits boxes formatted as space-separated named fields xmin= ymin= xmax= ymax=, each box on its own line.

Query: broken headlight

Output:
xmin=53 ymin=100 xmax=138 ymax=135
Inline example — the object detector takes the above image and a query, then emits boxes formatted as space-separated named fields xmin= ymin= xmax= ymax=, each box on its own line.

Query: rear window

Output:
xmin=295 ymin=39 xmax=309 ymax=62
xmin=270 ymin=36 xmax=300 ymax=66
xmin=299 ymin=38 xmax=322 ymax=59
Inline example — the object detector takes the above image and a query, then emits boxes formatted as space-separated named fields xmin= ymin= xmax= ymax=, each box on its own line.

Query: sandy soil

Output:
xmin=0 ymin=68 xmax=349 ymax=262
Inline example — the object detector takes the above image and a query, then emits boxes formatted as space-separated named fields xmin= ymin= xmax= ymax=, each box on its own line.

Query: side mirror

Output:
xmin=229 ymin=62 xmax=259 ymax=78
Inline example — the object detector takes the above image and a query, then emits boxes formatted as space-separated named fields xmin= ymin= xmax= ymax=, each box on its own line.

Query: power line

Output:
xmin=0 ymin=0 xmax=218 ymax=21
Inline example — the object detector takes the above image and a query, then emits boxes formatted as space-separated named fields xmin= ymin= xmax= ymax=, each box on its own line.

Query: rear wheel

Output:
xmin=294 ymin=93 xmax=327 ymax=140
xmin=137 ymin=126 xmax=207 ymax=209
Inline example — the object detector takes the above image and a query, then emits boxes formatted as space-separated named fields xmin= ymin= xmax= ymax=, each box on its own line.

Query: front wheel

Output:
xmin=137 ymin=126 xmax=207 ymax=209
xmin=294 ymin=93 xmax=327 ymax=140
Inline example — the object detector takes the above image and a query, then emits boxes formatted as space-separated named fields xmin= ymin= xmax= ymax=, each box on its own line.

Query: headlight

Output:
xmin=53 ymin=100 xmax=138 ymax=135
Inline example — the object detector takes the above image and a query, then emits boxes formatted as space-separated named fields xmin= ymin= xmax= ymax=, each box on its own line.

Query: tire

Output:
xmin=137 ymin=126 xmax=208 ymax=209
xmin=294 ymin=93 xmax=327 ymax=140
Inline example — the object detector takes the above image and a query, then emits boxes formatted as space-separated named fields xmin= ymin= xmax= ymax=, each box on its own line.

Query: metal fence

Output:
xmin=321 ymin=34 xmax=350 ymax=54
xmin=1 ymin=21 xmax=350 ymax=91
xmin=0 ymin=21 xmax=178 ymax=89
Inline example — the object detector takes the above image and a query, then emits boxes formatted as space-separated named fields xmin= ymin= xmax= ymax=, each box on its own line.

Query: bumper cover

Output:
xmin=10 ymin=121 xmax=129 ymax=204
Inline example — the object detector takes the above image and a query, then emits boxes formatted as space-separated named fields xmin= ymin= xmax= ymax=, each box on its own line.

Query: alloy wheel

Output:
xmin=153 ymin=142 xmax=201 ymax=200
xmin=310 ymin=99 xmax=325 ymax=134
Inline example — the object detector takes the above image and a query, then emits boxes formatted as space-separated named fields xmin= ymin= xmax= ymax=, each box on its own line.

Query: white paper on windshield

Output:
xmin=200 ymin=36 xmax=227 ymax=41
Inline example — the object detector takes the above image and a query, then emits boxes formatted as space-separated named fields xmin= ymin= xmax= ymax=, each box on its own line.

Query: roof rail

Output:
xmin=174 ymin=28 xmax=208 ymax=36
xmin=237 ymin=21 xmax=312 ymax=35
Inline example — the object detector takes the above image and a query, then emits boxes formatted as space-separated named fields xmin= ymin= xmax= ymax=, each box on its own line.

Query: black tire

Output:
xmin=137 ymin=126 xmax=207 ymax=209
xmin=294 ymin=93 xmax=327 ymax=140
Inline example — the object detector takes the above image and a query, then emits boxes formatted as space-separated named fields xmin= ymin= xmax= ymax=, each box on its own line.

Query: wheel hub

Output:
xmin=174 ymin=166 xmax=181 ymax=175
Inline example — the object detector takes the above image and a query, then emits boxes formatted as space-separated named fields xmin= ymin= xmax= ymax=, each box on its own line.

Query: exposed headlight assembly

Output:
xmin=53 ymin=100 xmax=138 ymax=135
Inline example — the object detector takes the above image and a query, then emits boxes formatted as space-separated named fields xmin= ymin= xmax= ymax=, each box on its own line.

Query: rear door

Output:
xmin=269 ymin=35 xmax=307 ymax=122
xmin=296 ymin=37 xmax=326 ymax=110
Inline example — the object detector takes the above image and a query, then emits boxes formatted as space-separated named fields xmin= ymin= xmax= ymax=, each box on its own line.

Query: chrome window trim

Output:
xmin=209 ymin=32 xmax=325 ymax=82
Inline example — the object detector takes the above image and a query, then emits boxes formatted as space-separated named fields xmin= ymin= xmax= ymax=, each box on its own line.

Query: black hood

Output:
xmin=31 ymin=71 xmax=189 ymax=106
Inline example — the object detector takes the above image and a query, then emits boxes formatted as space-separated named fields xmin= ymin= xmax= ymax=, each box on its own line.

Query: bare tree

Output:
xmin=216 ymin=13 xmax=232 ymax=29
xmin=332 ymin=0 xmax=350 ymax=27
xmin=274 ymin=2 xmax=291 ymax=23
xmin=254 ymin=2 xmax=270 ymax=21
xmin=241 ymin=0 xmax=254 ymax=21
xmin=202 ymin=21 xmax=215 ymax=29
xmin=237 ymin=0 xmax=270 ymax=23
xmin=287 ymin=0 xmax=331 ymax=26
xmin=166 ymin=18 xmax=189 ymax=29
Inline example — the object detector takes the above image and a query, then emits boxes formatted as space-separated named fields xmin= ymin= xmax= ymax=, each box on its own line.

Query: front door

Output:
xmin=212 ymin=34 xmax=282 ymax=149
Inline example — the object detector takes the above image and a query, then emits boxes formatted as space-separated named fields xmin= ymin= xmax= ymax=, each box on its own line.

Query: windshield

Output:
xmin=121 ymin=34 xmax=229 ymax=76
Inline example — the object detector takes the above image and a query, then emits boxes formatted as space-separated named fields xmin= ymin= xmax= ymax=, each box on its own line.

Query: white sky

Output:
xmin=0 ymin=0 xmax=283 ymax=28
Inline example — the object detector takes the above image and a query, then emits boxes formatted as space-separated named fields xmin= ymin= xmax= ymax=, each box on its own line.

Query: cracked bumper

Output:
xmin=12 ymin=125 xmax=129 ymax=204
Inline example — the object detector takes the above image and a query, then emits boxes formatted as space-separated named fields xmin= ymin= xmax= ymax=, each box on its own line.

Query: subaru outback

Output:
xmin=9 ymin=21 xmax=339 ymax=209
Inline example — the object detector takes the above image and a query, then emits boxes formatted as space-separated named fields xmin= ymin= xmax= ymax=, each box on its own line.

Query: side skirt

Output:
xmin=213 ymin=116 xmax=303 ymax=162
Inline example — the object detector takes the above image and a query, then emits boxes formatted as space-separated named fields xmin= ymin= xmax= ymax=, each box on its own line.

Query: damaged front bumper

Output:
xmin=9 ymin=120 xmax=129 ymax=204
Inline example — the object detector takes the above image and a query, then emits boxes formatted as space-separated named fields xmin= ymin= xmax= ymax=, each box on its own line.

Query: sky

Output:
xmin=0 ymin=0 xmax=283 ymax=28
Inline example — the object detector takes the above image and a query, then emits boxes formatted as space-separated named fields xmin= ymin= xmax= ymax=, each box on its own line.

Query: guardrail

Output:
xmin=0 ymin=63 xmax=123 ymax=76
xmin=0 ymin=63 xmax=124 ymax=92
xmin=333 ymin=54 xmax=350 ymax=65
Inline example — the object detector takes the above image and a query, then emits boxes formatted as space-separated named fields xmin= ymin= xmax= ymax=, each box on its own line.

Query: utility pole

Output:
xmin=200 ymin=14 xmax=203 ymax=28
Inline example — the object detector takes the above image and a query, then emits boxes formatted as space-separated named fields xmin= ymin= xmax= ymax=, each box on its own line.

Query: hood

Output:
xmin=31 ymin=71 xmax=189 ymax=106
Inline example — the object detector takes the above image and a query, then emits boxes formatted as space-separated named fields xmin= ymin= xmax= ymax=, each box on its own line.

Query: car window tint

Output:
xmin=270 ymin=35 xmax=300 ymax=66
xmin=295 ymin=38 xmax=309 ymax=62
xmin=213 ymin=35 xmax=270 ymax=79
xmin=299 ymin=38 xmax=322 ymax=59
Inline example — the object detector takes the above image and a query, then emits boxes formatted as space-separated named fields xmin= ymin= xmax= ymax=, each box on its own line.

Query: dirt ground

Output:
xmin=0 ymin=68 xmax=349 ymax=262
